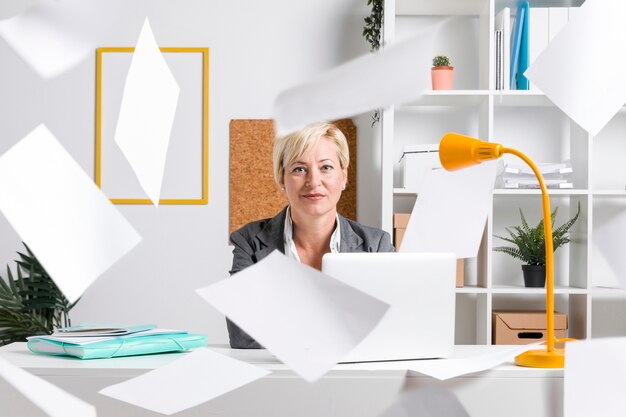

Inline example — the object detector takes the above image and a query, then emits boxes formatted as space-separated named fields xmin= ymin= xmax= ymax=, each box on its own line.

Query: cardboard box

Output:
xmin=393 ymin=213 xmax=410 ymax=249
xmin=393 ymin=213 xmax=464 ymax=287
xmin=492 ymin=311 xmax=568 ymax=345
xmin=400 ymin=144 xmax=442 ymax=193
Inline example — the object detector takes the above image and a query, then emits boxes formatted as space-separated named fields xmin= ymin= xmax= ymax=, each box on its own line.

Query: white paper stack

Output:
xmin=496 ymin=160 xmax=573 ymax=189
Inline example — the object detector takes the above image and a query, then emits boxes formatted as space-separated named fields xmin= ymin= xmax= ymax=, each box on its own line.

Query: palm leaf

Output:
xmin=493 ymin=204 xmax=581 ymax=265
xmin=0 ymin=242 xmax=77 ymax=346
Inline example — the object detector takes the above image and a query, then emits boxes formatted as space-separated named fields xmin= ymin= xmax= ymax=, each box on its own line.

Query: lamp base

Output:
xmin=515 ymin=348 xmax=565 ymax=368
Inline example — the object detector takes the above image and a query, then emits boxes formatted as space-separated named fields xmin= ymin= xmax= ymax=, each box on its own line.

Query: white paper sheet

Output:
xmin=377 ymin=386 xmax=469 ymax=417
xmin=0 ymin=356 xmax=96 ymax=417
xmin=593 ymin=207 xmax=626 ymax=289
xmin=100 ymin=348 xmax=270 ymax=415
xmin=564 ymin=338 xmax=626 ymax=417
xmin=113 ymin=17 xmax=180 ymax=205
xmin=0 ymin=124 xmax=141 ymax=303
xmin=196 ymin=250 xmax=389 ymax=382
xmin=406 ymin=344 xmax=538 ymax=380
xmin=400 ymin=161 xmax=497 ymax=259
xmin=273 ymin=23 xmax=450 ymax=135
xmin=524 ymin=0 xmax=626 ymax=136
xmin=0 ymin=0 xmax=123 ymax=78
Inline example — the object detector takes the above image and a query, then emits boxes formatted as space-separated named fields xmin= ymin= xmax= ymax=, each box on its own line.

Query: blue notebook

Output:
xmin=516 ymin=1 xmax=530 ymax=90
xmin=510 ymin=1 xmax=528 ymax=89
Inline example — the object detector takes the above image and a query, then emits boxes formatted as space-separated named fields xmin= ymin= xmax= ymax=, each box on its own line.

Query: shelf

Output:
xmin=396 ymin=0 xmax=487 ymax=16
xmin=399 ymin=91 xmax=489 ymax=107
xmin=591 ymin=287 xmax=626 ymax=296
xmin=492 ymin=91 xmax=553 ymax=107
xmin=491 ymin=285 xmax=587 ymax=294
xmin=393 ymin=188 xmax=416 ymax=196
xmin=456 ymin=285 xmax=488 ymax=294
xmin=493 ymin=189 xmax=589 ymax=196
xmin=592 ymin=190 xmax=626 ymax=196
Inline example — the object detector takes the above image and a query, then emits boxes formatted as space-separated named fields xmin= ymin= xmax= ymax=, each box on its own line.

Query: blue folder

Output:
xmin=510 ymin=1 xmax=529 ymax=89
xmin=27 ymin=332 xmax=208 ymax=360
xmin=516 ymin=1 xmax=530 ymax=90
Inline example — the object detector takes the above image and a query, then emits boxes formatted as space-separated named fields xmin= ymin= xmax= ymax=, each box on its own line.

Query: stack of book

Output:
xmin=494 ymin=4 xmax=579 ymax=91
xmin=27 ymin=324 xmax=208 ymax=359
xmin=496 ymin=160 xmax=574 ymax=189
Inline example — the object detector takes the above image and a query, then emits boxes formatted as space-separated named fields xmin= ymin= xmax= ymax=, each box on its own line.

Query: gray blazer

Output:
xmin=227 ymin=207 xmax=394 ymax=349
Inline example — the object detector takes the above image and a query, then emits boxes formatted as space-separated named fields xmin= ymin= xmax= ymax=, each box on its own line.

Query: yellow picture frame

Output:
xmin=95 ymin=47 xmax=209 ymax=204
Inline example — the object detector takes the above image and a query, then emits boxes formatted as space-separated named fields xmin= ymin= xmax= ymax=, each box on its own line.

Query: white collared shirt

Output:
xmin=283 ymin=206 xmax=341 ymax=262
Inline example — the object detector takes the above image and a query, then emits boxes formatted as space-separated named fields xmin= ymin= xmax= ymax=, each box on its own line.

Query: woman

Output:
xmin=228 ymin=122 xmax=394 ymax=348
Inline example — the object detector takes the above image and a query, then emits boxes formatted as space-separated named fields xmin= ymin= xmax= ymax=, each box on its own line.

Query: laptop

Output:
xmin=322 ymin=252 xmax=456 ymax=363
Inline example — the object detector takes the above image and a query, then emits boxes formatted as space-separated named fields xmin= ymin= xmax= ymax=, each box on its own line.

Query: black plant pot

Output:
xmin=522 ymin=264 xmax=546 ymax=288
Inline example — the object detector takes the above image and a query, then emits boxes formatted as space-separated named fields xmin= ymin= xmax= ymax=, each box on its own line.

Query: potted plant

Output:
xmin=432 ymin=55 xmax=454 ymax=90
xmin=0 ymin=243 xmax=78 ymax=345
xmin=493 ymin=202 xmax=581 ymax=288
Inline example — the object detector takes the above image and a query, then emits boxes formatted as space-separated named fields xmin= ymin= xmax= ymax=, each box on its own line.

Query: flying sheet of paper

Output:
xmin=0 ymin=124 xmax=141 ymax=303
xmin=593 ymin=207 xmax=626 ymax=289
xmin=524 ymin=0 xmax=626 ymax=136
xmin=273 ymin=20 xmax=458 ymax=135
xmin=406 ymin=344 xmax=539 ymax=380
xmin=0 ymin=0 xmax=123 ymax=78
xmin=0 ymin=356 xmax=96 ymax=417
xmin=564 ymin=338 xmax=626 ymax=417
xmin=113 ymin=17 xmax=180 ymax=205
xmin=377 ymin=386 xmax=469 ymax=417
xmin=100 ymin=348 xmax=269 ymax=415
xmin=196 ymin=251 xmax=389 ymax=382
xmin=400 ymin=161 xmax=497 ymax=258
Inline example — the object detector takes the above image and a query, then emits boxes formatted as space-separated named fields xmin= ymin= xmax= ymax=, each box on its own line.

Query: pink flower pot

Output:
xmin=431 ymin=66 xmax=454 ymax=90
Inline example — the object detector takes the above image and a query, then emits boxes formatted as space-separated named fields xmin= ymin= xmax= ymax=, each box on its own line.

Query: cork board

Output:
xmin=229 ymin=119 xmax=357 ymax=234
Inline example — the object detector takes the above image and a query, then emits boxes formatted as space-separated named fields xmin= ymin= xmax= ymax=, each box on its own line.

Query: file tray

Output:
xmin=27 ymin=333 xmax=208 ymax=360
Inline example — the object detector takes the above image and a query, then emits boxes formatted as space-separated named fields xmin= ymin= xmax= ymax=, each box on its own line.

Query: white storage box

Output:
xmin=400 ymin=144 xmax=442 ymax=193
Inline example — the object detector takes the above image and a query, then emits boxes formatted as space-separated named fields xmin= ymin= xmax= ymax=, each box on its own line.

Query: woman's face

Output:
xmin=282 ymin=137 xmax=347 ymax=220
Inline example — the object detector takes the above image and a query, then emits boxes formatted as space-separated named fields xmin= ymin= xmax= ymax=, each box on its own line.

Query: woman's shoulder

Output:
xmin=339 ymin=215 xmax=394 ymax=252
xmin=342 ymin=217 xmax=386 ymax=237
xmin=230 ymin=208 xmax=287 ymax=241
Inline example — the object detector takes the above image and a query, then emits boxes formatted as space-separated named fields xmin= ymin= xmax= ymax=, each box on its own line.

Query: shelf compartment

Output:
xmin=592 ymin=110 xmax=626 ymax=189
xmin=591 ymin=293 xmax=626 ymax=338
xmin=491 ymin=195 xmax=587 ymax=288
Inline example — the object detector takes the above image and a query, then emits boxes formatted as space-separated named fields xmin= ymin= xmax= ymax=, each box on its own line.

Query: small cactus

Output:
xmin=432 ymin=55 xmax=451 ymax=67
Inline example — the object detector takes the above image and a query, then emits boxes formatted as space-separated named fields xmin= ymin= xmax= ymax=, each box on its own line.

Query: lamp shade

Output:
xmin=439 ymin=132 xmax=503 ymax=171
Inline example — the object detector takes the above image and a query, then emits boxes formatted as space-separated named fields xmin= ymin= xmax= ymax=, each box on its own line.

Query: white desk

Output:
xmin=0 ymin=343 xmax=563 ymax=417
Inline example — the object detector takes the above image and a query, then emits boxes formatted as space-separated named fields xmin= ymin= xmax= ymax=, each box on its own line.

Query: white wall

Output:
xmin=0 ymin=0 xmax=382 ymax=343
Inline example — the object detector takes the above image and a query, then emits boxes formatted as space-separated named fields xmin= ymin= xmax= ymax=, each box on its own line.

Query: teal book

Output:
xmin=509 ymin=1 xmax=527 ymax=89
xmin=27 ymin=331 xmax=208 ymax=359
xmin=516 ymin=1 xmax=530 ymax=90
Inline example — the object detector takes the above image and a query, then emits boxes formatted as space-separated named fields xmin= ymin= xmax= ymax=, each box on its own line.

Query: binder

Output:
xmin=510 ymin=1 xmax=527 ymax=89
xmin=516 ymin=1 xmax=530 ymax=90
xmin=495 ymin=7 xmax=510 ymax=90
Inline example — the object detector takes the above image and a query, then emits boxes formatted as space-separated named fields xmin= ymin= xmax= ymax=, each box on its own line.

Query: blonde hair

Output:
xmin=273 ymin=123 xmax=349 ymax=186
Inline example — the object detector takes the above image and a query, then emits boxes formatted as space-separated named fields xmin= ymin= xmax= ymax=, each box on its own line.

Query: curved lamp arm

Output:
xmin=439 ymin=133 xmax=562 ymax=368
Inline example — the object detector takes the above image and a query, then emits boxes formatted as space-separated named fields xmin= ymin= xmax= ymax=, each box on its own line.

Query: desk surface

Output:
xmin=0 ymin=342 xmax=562 ymax=376
xmin=0 ymin=343 xmax=564 ymax=417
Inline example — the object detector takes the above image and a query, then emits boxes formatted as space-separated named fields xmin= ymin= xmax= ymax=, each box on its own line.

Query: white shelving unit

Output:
xmin=381 ymin=0 xmax=626 ymax=344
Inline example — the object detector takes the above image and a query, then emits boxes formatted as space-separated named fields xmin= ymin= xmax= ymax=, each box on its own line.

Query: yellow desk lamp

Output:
xmin=438 ymin=132 xmax=566 ymax=368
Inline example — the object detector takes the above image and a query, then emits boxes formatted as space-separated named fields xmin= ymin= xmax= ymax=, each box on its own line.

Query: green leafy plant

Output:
xmin=363 ymin=0 xmax=384 ymax=52
xmin=362 ymin=0 xmax=384 ymax=126
xmin=0 ymin=243 xmax=78 ymax=346
xmin=432 ymin=55 xmax=451 ymax=67
xmin=493 ymin=202 xmax=581 ymax=266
